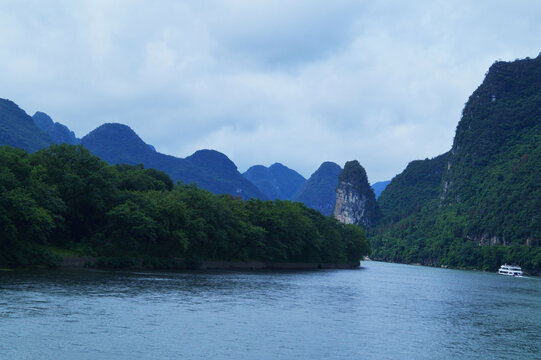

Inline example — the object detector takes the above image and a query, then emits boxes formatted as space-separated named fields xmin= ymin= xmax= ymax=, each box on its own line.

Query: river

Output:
xmin=0 ymin=261 xmax=539 ymax=359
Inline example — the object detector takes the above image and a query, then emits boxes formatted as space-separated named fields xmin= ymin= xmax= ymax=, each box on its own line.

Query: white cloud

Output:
xmin=0 ymin=0 xmax=540 ymax=182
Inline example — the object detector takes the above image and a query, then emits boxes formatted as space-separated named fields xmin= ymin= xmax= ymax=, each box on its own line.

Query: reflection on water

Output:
xmin=0 ymin=262 xmax=539 ymax=359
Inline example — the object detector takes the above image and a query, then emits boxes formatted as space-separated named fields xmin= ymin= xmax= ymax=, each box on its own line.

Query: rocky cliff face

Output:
xmin=333 ymin=160 xmax=380 ymax=228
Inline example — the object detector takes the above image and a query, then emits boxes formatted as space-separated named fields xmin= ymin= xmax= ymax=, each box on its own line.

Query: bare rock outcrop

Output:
xmin=333 ymin=160 xmax=380 ymax=228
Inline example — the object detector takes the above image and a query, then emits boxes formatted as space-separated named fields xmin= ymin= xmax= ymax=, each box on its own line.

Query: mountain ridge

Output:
xmin=243 ymin=162 xmax=306 ymax=200
xmin=293 ymin=161 xmax=342 ymax=216
xmin=372 ymin=55 xmax=541 ymax=274
xmin=0 ymin=98 xmax=52 ymax=152
xmin=33 ymin=111 xmax=79 ymax=145
xmin=80 ymin=123 xmax=266 ymax=200
xmin=0 ymin=101 xmax=266 ymax=200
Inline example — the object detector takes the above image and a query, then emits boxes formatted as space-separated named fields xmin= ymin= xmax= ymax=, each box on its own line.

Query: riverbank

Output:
xmin=368 ymin=256 xmax=540 ymax=276
xmin=58 ymin=256 xmax=360 ymax=270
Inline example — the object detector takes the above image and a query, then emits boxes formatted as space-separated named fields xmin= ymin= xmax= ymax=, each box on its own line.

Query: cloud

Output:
xmin=0 ymin=0 xmax=540 ymax=182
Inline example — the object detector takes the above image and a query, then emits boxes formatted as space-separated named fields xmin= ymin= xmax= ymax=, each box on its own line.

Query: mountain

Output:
xmin=32 ymin=111 xmax=79 ymax=145
xmin=80 ymin=123 xmax=266 ymax=200
xmin=80 ymin=123 xmax=158 ymax=165
xmin=439 ymin=56 xmax=541 ymax=246
xmin=0 ymin=100 xmax=265 ymax=200
xmin=183 ymin=149 xmax=267 ymax=199
xmin=243 ymin=163 xmax=306 ymax=200
xmin=293 ymin=161 xmax=342 ymax=216
xmin=372 ymin=55 xmax=541 ymax=274
xmin=371 ymin=180 xmax=391 ymax=199
xmin=377 ymin=154 xmax=448 ymax=223
xmin=0 ymin=98 xmax=52 ymax=152
xmin=333 ymin=160 xmax=380 ymax=228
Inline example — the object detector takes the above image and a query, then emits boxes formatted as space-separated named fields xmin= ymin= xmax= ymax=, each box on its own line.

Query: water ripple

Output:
xmin=0 ymin=263 xmax=539 ymax=359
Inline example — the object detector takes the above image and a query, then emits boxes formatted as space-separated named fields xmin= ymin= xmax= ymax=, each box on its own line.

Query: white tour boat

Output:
xmin=498 ymin=264 xmax=523 ymax=277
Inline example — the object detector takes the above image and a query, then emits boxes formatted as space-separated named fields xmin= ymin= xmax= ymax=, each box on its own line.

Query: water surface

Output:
xmin=1 ymin=261 xmax=539 ymax=359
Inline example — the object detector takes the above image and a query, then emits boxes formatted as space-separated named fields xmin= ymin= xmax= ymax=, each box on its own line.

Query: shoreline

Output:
xmin=368 ymin=257 xmax=540 ymax=276
xmin=58 ymin=256 xmax=360 ymax=270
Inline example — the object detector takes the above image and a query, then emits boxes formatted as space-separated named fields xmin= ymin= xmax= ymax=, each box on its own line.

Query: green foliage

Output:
xmin=378 ymin=153 xmax=447 ymax=223
xmin=0 ymin=144 xmax=369 ymax=268
xmin=115 ymin=164 xmax=174 ymax=191
xmin=372 ymin=56 xmax=541 ymax=275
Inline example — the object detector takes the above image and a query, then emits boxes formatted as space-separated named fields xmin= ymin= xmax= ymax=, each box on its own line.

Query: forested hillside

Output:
xmin=372 ymin=55 xmax=541 ymax=274
xmin=377 ymin=153 xmax=448 ymax=223
xmin=0 ymin=144 xmax=368 ymax=268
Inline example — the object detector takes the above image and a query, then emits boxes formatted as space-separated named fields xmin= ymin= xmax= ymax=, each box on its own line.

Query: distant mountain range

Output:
xmin=0 ymin=97 xmax=388 ymax=213
xmin=0 ymin=99 xmax=52 ymax=152
xmin=0 ymin=101 xmax=265 ymax=200
xmin=2 ymin=54 xmax=538 ymax=274
xmin=293 ymin=162 xmax=342 ymax=216
xmin=243 ymin=161 xmax=390 ymax=216
xmin=243 ymin=163 xmax=306 ymax=200
xmin=33 ymin=111 xmax=79 ymax=145
xmin=80 ymin=123 xmax=267 ymax=200
xmin=371 ymin=180 xmax=391 ymax=199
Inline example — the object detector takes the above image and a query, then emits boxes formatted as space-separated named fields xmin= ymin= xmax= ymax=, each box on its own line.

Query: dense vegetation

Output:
xmin=0 ymin=144 xmax=368 ymax=269
xmin=0 ymin=102 xmax=267 ymax=201
xmin=377 ymin=153 xmax=448 ymax=223
xmin=372 ymin=56 xmax=541 ymax=274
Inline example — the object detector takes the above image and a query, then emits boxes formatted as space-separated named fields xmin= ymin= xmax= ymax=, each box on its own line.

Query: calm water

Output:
xmin=0 ymin=261 xmax=539 ymax=359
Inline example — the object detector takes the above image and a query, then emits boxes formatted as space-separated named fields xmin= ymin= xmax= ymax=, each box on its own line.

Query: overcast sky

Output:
xmin=1 ymin=0 xmax=540 ymax=182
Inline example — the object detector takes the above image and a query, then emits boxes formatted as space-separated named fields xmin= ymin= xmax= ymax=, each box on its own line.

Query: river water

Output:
xmin=0 ymin=261 xmax=539 ymax=359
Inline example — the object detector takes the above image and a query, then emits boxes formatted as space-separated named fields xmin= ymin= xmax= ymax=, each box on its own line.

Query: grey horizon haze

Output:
xmin=1 ymin=0 xmax=540 ymax=182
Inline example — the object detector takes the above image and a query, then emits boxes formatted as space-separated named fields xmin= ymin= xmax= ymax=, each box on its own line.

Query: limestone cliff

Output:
xmin=333 ymin=160 xmax=380 ymax=228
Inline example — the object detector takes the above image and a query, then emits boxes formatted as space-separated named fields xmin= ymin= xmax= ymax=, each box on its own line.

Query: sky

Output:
xmin=1 ymin=0 xmax=540 ymax=182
